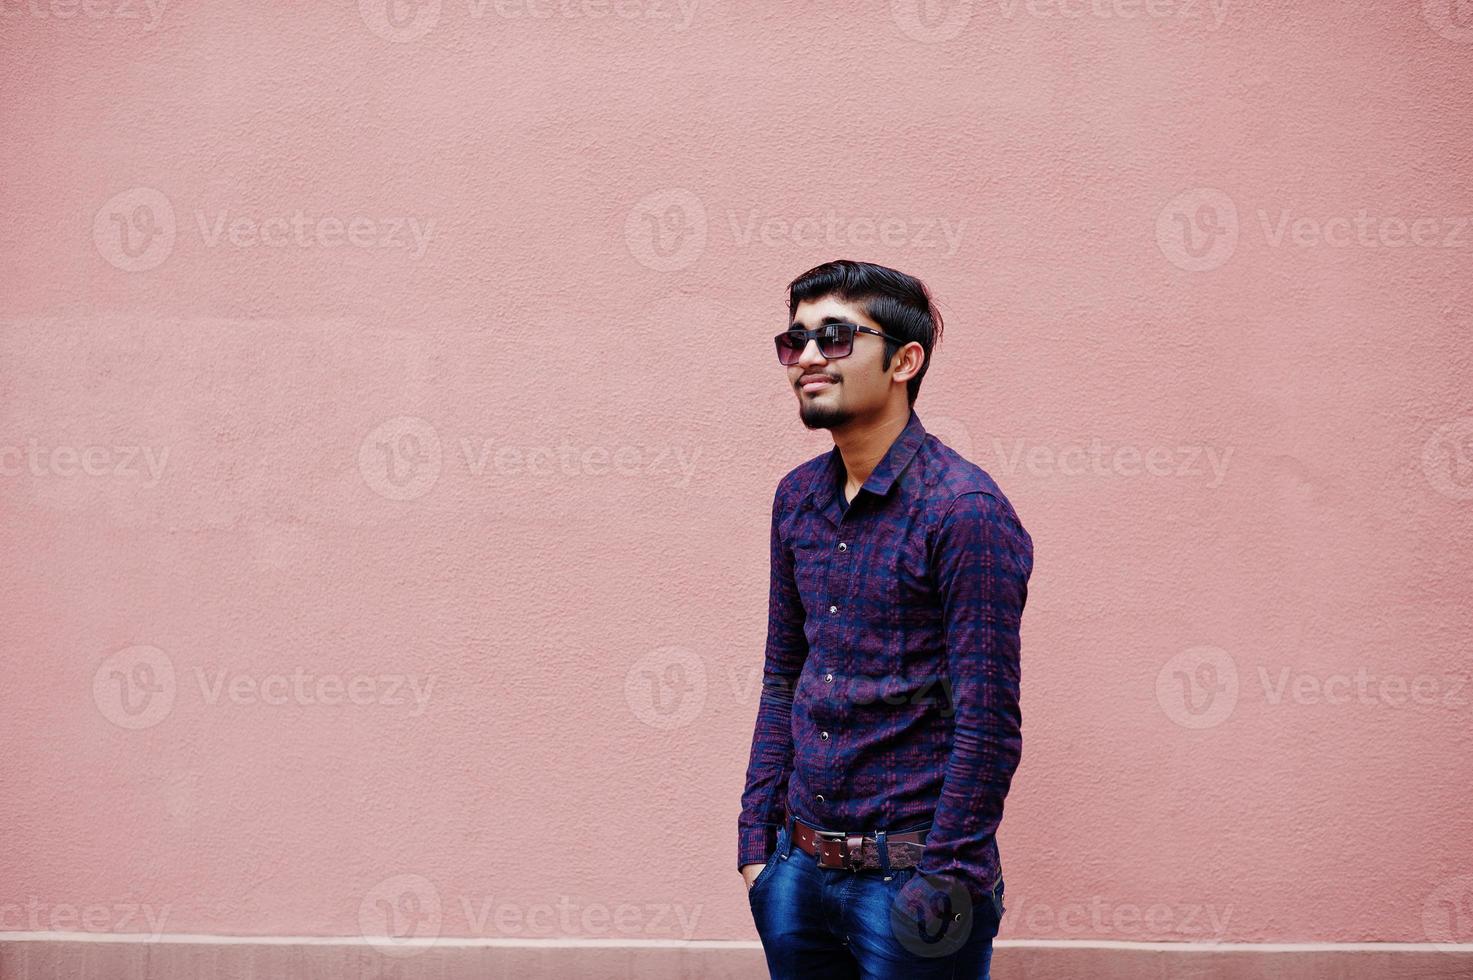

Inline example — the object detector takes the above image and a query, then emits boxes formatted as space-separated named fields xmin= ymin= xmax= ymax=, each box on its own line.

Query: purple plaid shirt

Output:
xmin=738 ymin=407 xmax=1033 ymax=909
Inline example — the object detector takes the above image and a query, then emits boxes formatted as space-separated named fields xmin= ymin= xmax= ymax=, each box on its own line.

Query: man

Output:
xmin=738 ymin=259 xmax=1034 ymax=979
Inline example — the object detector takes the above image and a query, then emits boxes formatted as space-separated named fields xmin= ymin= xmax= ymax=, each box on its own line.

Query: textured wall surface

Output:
xmin=1 ymin=0 xmax=1470 ymax=952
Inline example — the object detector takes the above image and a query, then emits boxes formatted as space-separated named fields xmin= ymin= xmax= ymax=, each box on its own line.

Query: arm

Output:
xmin=737 ymin=483 xmax=809 ymax=869
xmin=911 ymin=490 xmax=1033 ymax=907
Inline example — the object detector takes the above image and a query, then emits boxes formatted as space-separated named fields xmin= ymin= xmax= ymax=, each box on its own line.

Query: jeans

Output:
xmin=747 ymin=820 xmax=1002 ymax=979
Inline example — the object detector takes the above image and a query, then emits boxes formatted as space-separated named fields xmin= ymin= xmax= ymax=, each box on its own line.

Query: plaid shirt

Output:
xmin=738 ymin=407 xmax=1034 ymax=909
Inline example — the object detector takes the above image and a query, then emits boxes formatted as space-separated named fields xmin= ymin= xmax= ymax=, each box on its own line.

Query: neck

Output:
xmin=833 ymin=404 xmax=910 ymax=493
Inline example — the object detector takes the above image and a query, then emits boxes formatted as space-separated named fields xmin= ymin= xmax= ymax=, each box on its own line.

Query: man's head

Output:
xmin=780 ymin=260 xmax=944 ymax=431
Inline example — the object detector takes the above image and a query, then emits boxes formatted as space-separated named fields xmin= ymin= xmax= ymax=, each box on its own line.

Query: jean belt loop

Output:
xmin=875 ymin=829 xmax=890 ymax=874
xmin=780 ymin=817 xmax=793 ymax=859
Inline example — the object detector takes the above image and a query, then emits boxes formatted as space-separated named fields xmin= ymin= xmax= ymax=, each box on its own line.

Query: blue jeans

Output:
xmin=747 ymin=820 xmax=1002 ymax=979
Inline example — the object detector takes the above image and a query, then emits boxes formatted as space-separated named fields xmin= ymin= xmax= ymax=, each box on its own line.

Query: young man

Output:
xmin=738 ymin=260 xmax=1034 ymax=979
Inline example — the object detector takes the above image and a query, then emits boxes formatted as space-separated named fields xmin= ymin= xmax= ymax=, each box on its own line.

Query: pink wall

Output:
xmin=2 ymin=0 xmax=1470 ymax=954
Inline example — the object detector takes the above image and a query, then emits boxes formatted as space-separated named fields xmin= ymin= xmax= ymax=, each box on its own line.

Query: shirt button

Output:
xmin=829 ymin=604 xmax=838 ymax=614
xmin=819 ymin=731 xmax=829 ymax=740
xmin=824 ymin=673 xmax=833 ymax=683
xmin=837 ymin=542 xmax=847 ymax=552
xmin=815 ymin=794 xmax=825 ymax=803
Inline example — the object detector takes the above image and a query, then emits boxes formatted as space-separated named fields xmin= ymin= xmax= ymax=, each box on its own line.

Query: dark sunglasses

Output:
xmin=774 ymin=322 xmax=905 ymax=365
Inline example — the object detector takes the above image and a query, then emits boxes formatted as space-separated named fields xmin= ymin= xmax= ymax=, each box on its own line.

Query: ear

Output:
xmin=891 ymin=342 xmax=925 ymax=383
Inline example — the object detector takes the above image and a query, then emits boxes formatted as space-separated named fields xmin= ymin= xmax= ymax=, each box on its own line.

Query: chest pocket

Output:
xmin=789 ymin=537 xmax=830 ymax=618
xmin=788 ymin=531 xmax=897 ymax=674
xmin=893 ymin=535 xmax=936 ymax=609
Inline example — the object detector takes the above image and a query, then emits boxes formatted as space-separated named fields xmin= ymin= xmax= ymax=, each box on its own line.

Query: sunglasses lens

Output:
xmin=817 ymin=324 xmax=853 ymax=357
xmin=776 ymin=324 xmax=856 ymax=364
xmin=775 ymin=332 xmax=804 ymax=364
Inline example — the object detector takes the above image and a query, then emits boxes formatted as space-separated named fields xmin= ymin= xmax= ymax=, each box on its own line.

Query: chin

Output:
xmin=798 ymin=399 xmax=853 ymax=431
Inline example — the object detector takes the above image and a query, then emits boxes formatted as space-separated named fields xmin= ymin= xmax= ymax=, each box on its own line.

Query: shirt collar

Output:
xmin=808 ymin=407 xmax=928 ymax=516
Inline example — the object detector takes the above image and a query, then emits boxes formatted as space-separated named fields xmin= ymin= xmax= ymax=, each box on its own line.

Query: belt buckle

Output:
xmin=818 ymin=831 xmax=866 ymax=872
xmin=814 ymin=829 xmax=852 ymax=870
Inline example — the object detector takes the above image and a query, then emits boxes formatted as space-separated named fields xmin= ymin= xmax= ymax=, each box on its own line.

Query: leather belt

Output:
xmin=790 ymin=817 xmax=928 ymax=872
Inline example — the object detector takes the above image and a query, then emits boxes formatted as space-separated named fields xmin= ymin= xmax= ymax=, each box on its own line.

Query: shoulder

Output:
xmin=916 ymin=438 xmax=1031 ymax=557
xmin=921 ymin=438 xmax=1024 ymax=525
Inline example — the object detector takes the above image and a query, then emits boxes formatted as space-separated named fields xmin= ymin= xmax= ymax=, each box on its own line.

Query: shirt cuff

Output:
xmin=738 ymin=822 xmax=778 ymax=869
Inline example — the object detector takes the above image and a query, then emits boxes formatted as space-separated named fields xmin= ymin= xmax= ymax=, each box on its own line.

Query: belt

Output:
xmin=790 ymin=817 xmax=929 ymax=872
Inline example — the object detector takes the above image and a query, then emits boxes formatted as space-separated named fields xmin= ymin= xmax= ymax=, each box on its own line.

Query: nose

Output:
xmin=796 ymin=337 xmax=829 ymax=370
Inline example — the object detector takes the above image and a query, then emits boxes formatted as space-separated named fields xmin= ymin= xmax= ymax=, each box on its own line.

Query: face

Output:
xmin=785 ymin=296 xmax=909 ymax=431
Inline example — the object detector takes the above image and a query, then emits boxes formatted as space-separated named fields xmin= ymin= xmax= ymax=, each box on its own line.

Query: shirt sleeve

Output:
xmin=916 ymin=489 xmax=1033 ymax=904
xmin=737 ymin=481 xmax=809 ymax=869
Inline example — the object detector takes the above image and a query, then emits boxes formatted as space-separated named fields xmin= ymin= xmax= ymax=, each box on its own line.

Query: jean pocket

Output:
xmin=980 ymin=877 xmax=1005 ymax=937
xmin=746 ymin=828 xmax=787 ymax=898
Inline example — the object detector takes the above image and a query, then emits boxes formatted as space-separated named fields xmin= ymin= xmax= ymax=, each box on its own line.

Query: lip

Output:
xmin=799 ymin=375 xmax=837 ymax=393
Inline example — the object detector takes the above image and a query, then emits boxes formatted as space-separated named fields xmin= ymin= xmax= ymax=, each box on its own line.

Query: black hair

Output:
xmin=786 ymin=259 xmax=945 ymax=407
